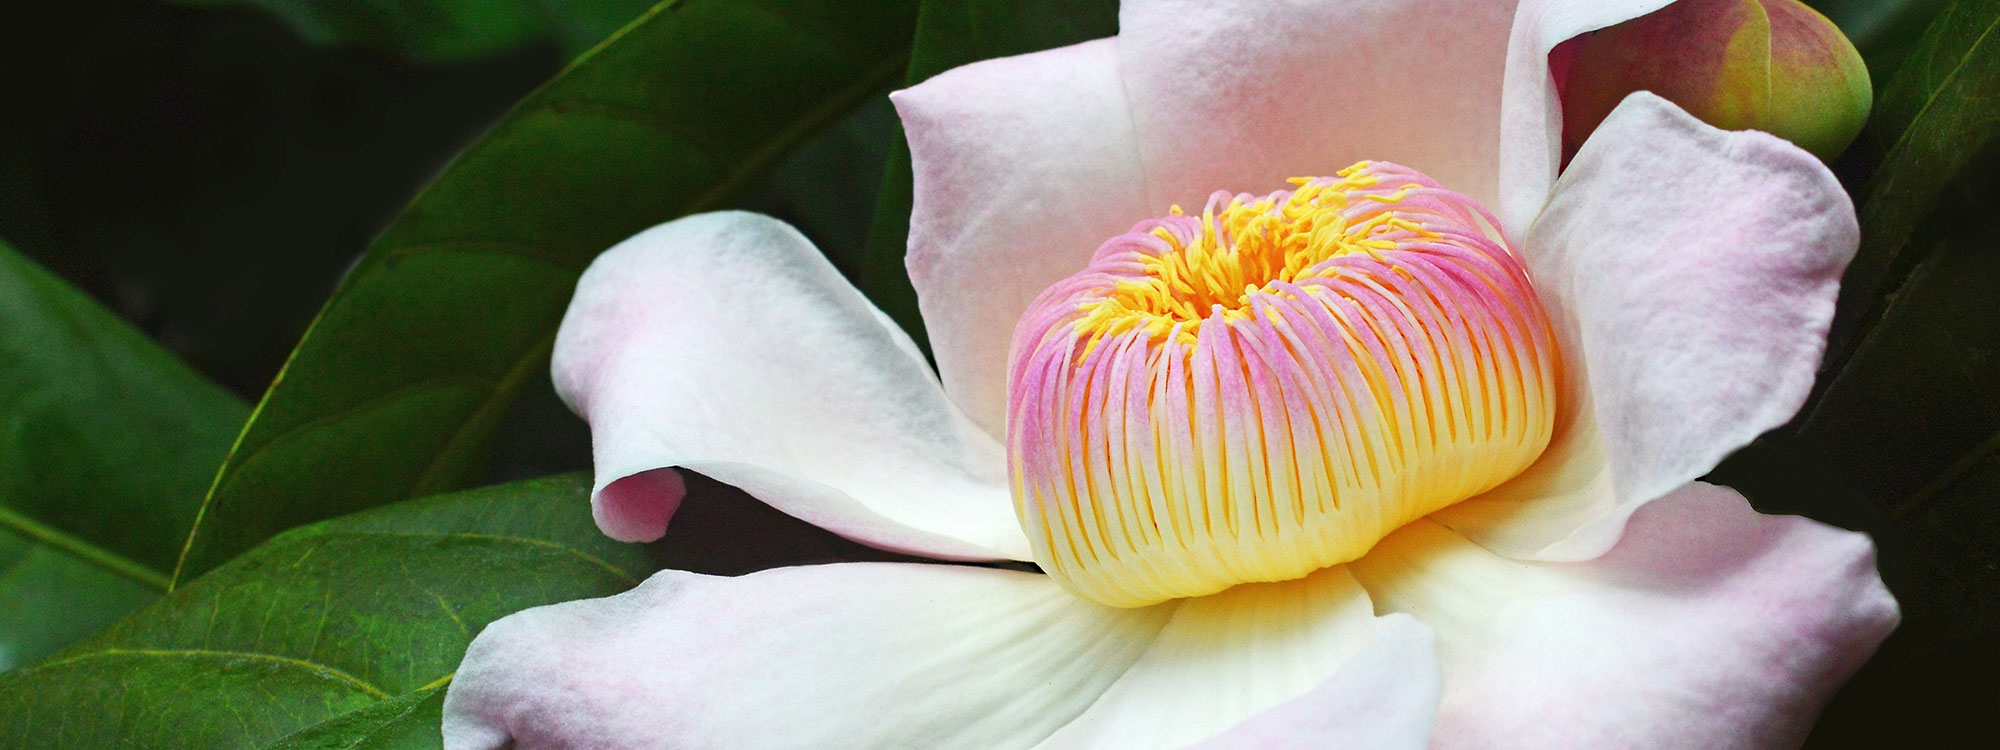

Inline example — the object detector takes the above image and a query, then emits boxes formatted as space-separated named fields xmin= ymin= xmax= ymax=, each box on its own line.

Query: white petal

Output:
xmin=1118 ymin=0 xmax=1523 ymax=211
xmin=896 ymin=38 xmax=1151 ymax=437
xmin=1353 ymin=482 xmax=1898 ymax=749
xmin=1038 ymin=567 xmax=1437 ymax=749
xmin=1497 ymin=0 xmax=1677 ymax=236
xmin=1189 ymin=617 xmax=1440 ymax=750
xmin=553 ymin=212 xmax=1030 ymax=560
xmin=1432 ymin=92 xmax=1857 ymax=560
xmin=442 ymin=564 xmax=1174 ymax=749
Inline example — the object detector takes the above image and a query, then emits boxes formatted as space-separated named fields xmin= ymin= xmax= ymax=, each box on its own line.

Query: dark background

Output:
xmin=0 ymin=0 xmax=897 ymax=484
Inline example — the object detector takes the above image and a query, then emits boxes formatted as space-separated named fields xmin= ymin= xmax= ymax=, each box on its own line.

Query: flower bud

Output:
xmin=1559 ymin=0 xmax=1870 ymax=163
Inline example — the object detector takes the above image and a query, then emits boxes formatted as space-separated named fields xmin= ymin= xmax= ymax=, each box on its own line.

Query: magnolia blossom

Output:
xmin=442 ymin=0 xmax=1897 ymax=747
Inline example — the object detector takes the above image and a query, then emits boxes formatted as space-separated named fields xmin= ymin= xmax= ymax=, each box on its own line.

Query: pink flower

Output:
xmin=441 ymin=1 xmax=1897 ymax=747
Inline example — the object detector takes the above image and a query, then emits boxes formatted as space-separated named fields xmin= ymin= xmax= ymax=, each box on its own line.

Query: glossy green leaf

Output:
xmin=856 ymin=0 xmax=1120 ymax=346
xmin=174 ymin=0 xmax=658 ymax=63
xmin=1826 ymin=0 xmax=2000 ymax=360
xmin=174 ymin=0 xmax=921 ymax=583
xmin=0 ymin=241 xmax=247 ymax=669
xmin=0 ymin=475 xmax=640 ymax=747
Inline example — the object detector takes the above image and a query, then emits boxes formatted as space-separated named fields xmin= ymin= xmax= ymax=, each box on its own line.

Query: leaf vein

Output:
xmin=25 ymin=648 xmax=391 ymax=700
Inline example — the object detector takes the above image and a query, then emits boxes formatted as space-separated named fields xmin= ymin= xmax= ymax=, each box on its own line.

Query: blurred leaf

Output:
xmin=174 ymin=0 xmax=921 ymax=583
xmin=0 ymin=475 xmax=647 ymax=747
xmin=0 ymin=241 xmax=247 ymax=669
xmin=733 ymin=96 xmax=901 ymax=279
xmin=857 ymin=0 xmax=1120 ymax=347
xmin=1808 ymin=230 xmax=2000 ymax=509
xmin=1826 ymin=0 xmax=2000 ymax=361
xmin=1809 ymin=0 xmax=1950 ymax=86
xmin=1803 ymin=219 xmax=2000 ymax=610
xmin=174 ymin=0 xmax=658 ymax=63
xmin=0 ymin=530 xmax=158 ymax=673
xmin=1779 ymin=150 xmax=2000 ymax=747
xmin=1781 ymin=234 xmax=2000 ymax=744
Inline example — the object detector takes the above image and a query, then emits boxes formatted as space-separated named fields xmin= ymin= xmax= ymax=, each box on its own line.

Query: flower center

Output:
xmin=1007 ymin=161 xmax=1561 ymax=607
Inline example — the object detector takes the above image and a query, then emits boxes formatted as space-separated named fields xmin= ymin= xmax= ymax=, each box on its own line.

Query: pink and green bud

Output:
xmin=1558 ymin=0 xmax=1871 ymax=162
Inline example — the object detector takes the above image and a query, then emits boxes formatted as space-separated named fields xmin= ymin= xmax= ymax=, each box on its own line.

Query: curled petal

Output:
xmin=1499 ymin=0 xmax=1677 ymax=236
xmin=1351 ymin=482 xmax=1898 ymax=748
xmin=553 ymin=212 xmax=1030 ymax=560
xmin=1434 ymin=92 xmax=1856 ymax=560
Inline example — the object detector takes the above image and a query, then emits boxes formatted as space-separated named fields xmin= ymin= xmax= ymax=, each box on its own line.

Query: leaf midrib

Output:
xmin=1816 ymin=3 xmax=2000 ymax=418
xmin=172 ymin=43 xmax=910 ymax=586
xmin=0 ymin=505 xmax=168 ymax=591
xmin=1879 ymin=4 xmax=2000 ymax=159
xmin=309 ymin=528 xmax=640 ymax=585
xmin=22 ymin=648 xmax=392 ymax=700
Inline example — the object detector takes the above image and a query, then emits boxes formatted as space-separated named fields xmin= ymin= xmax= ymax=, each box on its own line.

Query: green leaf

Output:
xmin=174 ymin=0 xmax=660 ymax=63
xmin=0 ymin=529 xmax=158 ymax=673
xmin=1806 ymin=229 xmax=2000 ymax=508
xmin=265 ymin=685 xmax=447 ymax=749
xmin=1826 ymin=0 xmax=2000 ymax=361
xmin=174 ymin=0 xmax=922 ymax=583
xmin=735 ymin=96 xmax=902 ymax=279
xmin=0 ymin=468 xmax=914 ymax=746
xmin=0 ymin=241 xmax=248 ymax=669
xmin=856 ymin=0 xmax=1121 ymax=346
xmin=0 ymin=475 xmax=641 ymax=747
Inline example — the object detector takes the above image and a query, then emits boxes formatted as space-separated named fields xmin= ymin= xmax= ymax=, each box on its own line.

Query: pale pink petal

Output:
xmin=1117 ymin=0 xmax=1520 ymax=214
xmin=1497 ymin=0 xmax=1677 ymax=236
xmin=896 ymin=38 xmax=1150 ymax=437
xmin=1190 ymin=617 xmax=1439 ymax=750
xmin=1037 ymin=568 xmax=1436 ymax=749
xmin=1352 ymin=482 xmax=1897 ymax=749
xmin=896 ymin=0 xmax=1579 ymax=437
xmin=1431 ymin=92 xmax=1856 ymax=560
xmin=553 ymin=212 xmax=1030 ymax=561
xmin=442 ymin=564 xmax=1175 ymax=749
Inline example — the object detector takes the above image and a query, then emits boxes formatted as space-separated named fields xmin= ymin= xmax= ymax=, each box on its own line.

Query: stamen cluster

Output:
xmin=1008 ymin=161 xmax=1561 ymax=607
